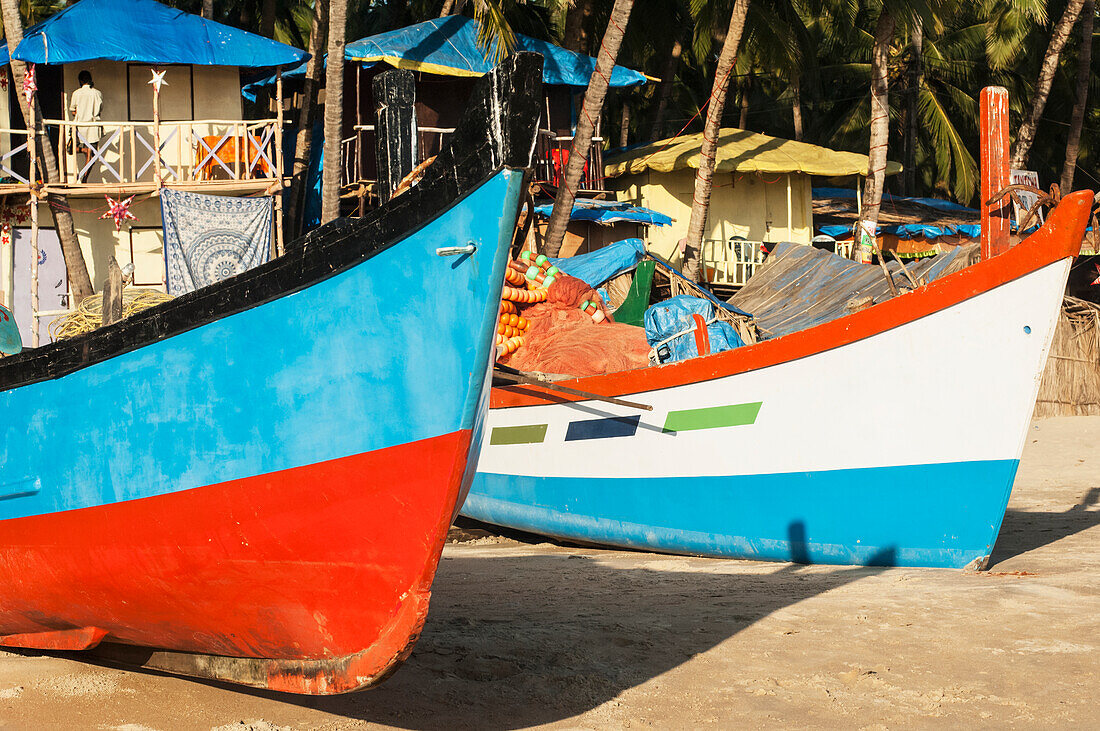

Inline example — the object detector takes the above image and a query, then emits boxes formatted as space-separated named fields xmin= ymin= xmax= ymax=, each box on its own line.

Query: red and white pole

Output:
xmin=980 ymin=86 xmax=1011 ymax=259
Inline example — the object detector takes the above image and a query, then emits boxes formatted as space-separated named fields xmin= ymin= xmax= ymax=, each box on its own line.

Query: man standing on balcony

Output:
xmin=70 ymin=70 xmax=103 ymax=183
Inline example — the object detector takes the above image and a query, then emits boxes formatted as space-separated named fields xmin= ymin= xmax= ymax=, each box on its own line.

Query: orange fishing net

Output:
xmin=499 ymin=273 xmax=650 ymax=377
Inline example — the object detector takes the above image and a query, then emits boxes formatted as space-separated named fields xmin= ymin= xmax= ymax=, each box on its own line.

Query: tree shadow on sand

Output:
xmin=988 ymin=487 xmax=1100 ymax=567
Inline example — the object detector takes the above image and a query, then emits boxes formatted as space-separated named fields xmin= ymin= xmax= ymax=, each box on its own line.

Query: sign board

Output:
xmin=1009 ymin=169 xmax=1043 ymax=229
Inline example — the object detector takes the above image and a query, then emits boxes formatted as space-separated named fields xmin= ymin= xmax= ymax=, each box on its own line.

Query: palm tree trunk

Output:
xmin=853 ymin=9 xmax=895 ymax=263
xmin=1012 ymin=0 xmax=1087 ymax=169
xmin=680 ymin=0 xmax=751 ymax=282
xmin=261 ymin=0 xmax=276 ymax=38
xmin=202 ymin=0 xmax=213 ymax=19
xmin=286 ymin=0 xmax=328 ymax=238
xmin=1 ymin=0 xmax=93 ymax=299
xmin=439 ymin=0 xmax=468 ymax=16
xmin=320 ymin=0 xmax=348 ymax=224
xmin=791 ymin=70 xmax=803 ymax=141
xmin=541 ymin=0 xmax=634 ymax=257
xmin=649 ymin=34 xmax=683 ymax=142
xmin=737 ymin=73 xmax=752 ymax=130
xmin=1061 ymin=0 xmax=1094 ymax=192
xmin=562 ymin=0 xmax=594 ymax=52
xmin=619 ymin=100 xmax=630 ymax=148
xmin=902 ymin=16 xmax=921 ymax=196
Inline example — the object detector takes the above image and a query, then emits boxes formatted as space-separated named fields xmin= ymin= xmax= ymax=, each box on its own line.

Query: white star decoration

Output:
xmin=148 ymin=69 xmax=169 ymax=92
xmin=1091 ymin=263 xmax=1100 ymax=286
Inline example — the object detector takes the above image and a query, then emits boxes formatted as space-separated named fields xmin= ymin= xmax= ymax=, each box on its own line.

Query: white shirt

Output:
xmin=70 ymin=85 xmax=103 ymax=142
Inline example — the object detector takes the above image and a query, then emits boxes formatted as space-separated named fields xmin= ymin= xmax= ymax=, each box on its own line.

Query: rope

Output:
xmin=49 ymin=288 xmax=174 ymax=340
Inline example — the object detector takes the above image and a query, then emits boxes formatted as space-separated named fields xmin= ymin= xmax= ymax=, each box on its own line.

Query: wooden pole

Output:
xmin=101 ymin=256 xmax=123 ymax=326
xmin=274 ymin=69 xmax=284 ymax=257
xmin=980 ymin=86 xmax=1010 ymax=259
xmin=151 ymin=69 xmax=163 ymax=189
xmin=28 ymin=86 xmax=39 ymax=348
xmin=373 ymin=70 xmax=417 ymax=204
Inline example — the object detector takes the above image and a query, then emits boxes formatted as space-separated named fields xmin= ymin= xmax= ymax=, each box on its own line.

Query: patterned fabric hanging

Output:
xmin=160 ymin=189 xmax=273 ymax=295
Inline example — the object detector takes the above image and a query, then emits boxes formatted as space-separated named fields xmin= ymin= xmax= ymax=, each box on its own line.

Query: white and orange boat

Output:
xmin=463 ymin=190 xmax=1093 ymax=569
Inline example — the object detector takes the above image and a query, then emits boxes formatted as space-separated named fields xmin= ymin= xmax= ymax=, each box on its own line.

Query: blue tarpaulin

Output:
xmin=813 ymin=187 xmax=980 ymax=215
xmin=818 ymin=223 xmax=982 ymax=241
xmin=244 ymin=15 xmax=647 ymax=99
xmin=644 ymin=295 xmax=744 ymax=364
xmin=533 ymin=198 xmax=672 ymax=226
xmin=549 ymin=238 xmax=646 ymax=287
xmin=13 ymin=0 xmax=307 ymax=67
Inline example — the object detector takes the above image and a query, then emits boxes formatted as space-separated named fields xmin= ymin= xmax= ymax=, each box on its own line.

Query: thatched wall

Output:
xmin=1034 ymin=297 xmax=1100 ymax=417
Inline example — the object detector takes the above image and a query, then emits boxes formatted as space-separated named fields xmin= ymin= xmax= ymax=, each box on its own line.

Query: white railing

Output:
xmin=703 ymin=238 xmax=767 ymax=286
xmin=44 ymin=118 xmax=279 ymax=186
xmin=343 ymin=124 xmax=456 ymax=190
xmin=0 ymin=128 xmax=31 ymax=184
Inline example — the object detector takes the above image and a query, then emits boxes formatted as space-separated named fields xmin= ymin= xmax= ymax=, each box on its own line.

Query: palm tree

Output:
xmin=542 ymin=0 xmax=635 ymax=257
xmin=1 ymin=0 xmax=94 ymax=300
xmin=319 ymin=0 xmax=346 ymax=224
xmin=286 ymin=0 xmax=327 ymax=238
xmin=1011 ymin=0 xmax=1087 ymax=169
xmin=852 ymin=5 xmax=895 ymax=263
xmin=681 ymin=0 xmax=751 ymax=281
xmin=1061 ymin=0 xmax=1093 ymax=191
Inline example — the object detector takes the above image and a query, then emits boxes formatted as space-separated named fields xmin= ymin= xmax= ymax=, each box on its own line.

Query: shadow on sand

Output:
xmin=78 ymin=546 xmax=891 ymax=729
xmin=988 ymin=487 xmax=1100 ymax=567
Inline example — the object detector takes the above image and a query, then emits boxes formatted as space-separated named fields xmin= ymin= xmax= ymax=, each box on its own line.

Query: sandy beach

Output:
xmin=0 ymin=415 xmax=1096 ymax=729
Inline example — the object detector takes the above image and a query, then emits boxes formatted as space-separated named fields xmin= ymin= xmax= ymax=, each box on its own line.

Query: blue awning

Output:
xmin=818 ymin=223 xmax=982 ymax=241
xmin=243 ymin=15 xmax=648 ymax=100
xmin=13 ymin=0 xmax=307 ymax=68
xmin=534 ymin=198 xmax=672 ymax=226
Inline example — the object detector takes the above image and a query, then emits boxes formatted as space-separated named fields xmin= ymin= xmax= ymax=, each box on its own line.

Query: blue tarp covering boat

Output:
xmin=548 ymin=238 xmax=647 ymax=287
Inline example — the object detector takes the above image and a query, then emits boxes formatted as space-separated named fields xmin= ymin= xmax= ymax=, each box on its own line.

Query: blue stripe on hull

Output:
xmin=463 ymin=459 xmax=1020 ymax=568
xmin=0 ymin=169 xmax=523 ymax=522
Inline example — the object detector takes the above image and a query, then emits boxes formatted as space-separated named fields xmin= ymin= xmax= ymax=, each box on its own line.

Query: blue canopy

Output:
xmin=813 ymin=187 xmax=979 ymax=215
xmin=818 ymin=223 xmax=982 ymax=241
xmin=244 ymin=15 xmax=648 ymax=99
xmin=13 ymin=0 xmax=307 ymax=68
xmin=533 ymin=198 xmax=672 ymax=227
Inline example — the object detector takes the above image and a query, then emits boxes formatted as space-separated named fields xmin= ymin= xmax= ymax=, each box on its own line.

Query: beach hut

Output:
xmin=604 ymin=129 xmax=900 ymax=284
xmin=248 ymin=16 xmax=648 ymax=207
xmin=0 ymin=0 xmax=305 ymax=344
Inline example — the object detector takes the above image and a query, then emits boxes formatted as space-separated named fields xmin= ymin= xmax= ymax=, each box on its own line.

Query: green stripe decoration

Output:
xmin=490 ymin=424 xmax=549 ymax=445
xmin=663 ymin=402 xmax=762 ymax=433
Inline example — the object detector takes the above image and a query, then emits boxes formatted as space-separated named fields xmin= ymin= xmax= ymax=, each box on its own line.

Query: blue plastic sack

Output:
xmin=644 ymin=295 xmax=744 ymax=364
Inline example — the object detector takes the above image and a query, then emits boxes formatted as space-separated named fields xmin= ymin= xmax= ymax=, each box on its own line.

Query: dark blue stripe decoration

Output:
xmin=564 ymin=415 xmax=641 ymax=442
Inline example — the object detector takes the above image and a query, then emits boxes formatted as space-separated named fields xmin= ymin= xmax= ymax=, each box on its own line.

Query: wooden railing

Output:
xmin=702 ymin=238 xmax=767 ymax=287
xmin=340 ymin=125 xmax=606 ymax=193
xmin=534 ymin=131 xmax=605 ymax=192
xmin=43 ymin=118 xmax=280 ymax=186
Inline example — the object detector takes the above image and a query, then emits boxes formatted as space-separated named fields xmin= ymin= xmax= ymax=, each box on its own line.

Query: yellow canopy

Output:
xmin=604 ymin=128 xmax=902 ymax=178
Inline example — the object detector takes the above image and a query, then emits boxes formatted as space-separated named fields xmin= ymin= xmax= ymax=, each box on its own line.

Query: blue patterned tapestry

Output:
xmin=161 ymin=189 xmax=273 ymax=295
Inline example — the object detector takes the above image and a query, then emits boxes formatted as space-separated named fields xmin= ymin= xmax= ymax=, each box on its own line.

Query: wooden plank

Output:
xmin=980 ymin=87 xmax=1011 ymax=259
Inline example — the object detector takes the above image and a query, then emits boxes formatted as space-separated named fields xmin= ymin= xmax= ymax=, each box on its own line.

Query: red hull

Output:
xmin=0 ymin=430 xmax=471 ymax=694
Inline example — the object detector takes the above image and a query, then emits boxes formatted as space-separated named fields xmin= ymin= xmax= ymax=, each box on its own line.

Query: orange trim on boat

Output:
xmin=492 ymin=190 xmax=1093 ymax=409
